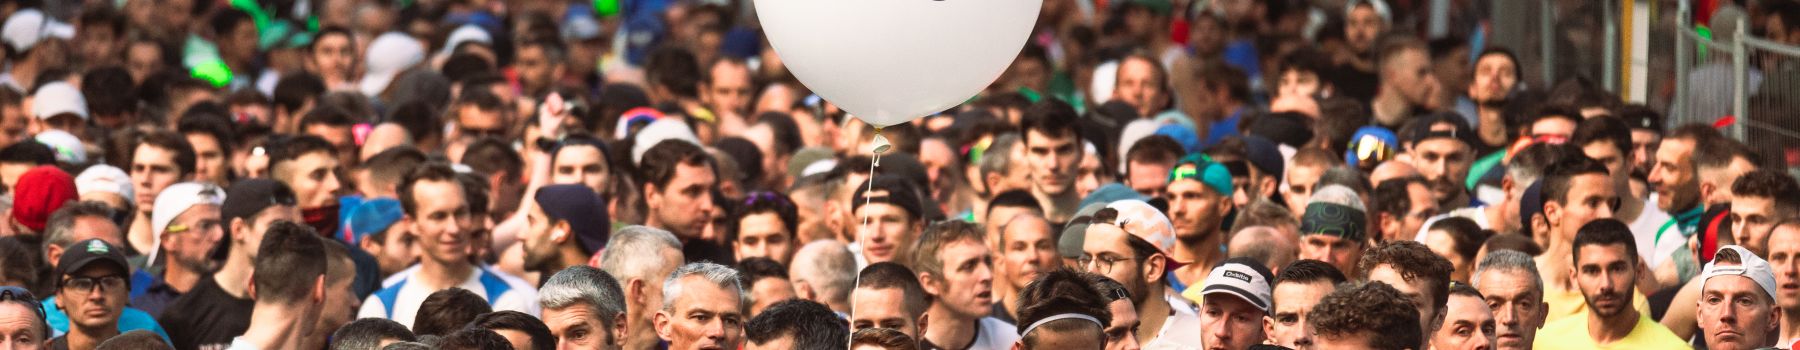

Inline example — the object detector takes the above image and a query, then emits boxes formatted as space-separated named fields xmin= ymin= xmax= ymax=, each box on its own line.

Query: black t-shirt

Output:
xmin=158 ymin=276 xmax=252 ymax=350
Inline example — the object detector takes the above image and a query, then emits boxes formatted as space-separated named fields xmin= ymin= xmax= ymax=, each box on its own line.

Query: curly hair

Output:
xmin=1309 ymin=281 xmax=1422 ymax=350
xmin=1356 ymin=240 xmax=1453 ymax=312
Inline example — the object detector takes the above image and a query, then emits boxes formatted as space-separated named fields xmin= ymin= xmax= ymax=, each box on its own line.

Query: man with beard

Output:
xmin=521 ymin=185 xmax=611 ymax=280
xmin=1403 ymin=113 xmax=1476 ymax=210
xmin=911 ymin=221 xmax=1018 ymax=349
xmin=1080 ymin=200 xmax=1204 ymax=347
xmin=1162 ymin=154 xmax=1235 ymax=291
xmin=1533 ymin=220 xmax=1685 ymax=349
xmin=1647 ymin=125 xmax=1726 ymax=273
xmin=1020 ymin=99 xmax=1085 ymax=224
xmin=133 ymin=182 xmax=224 ymax=318
xmin=158 ymin=179 xmax=299 ymax=349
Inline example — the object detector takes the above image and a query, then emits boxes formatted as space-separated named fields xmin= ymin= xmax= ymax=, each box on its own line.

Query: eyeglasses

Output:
xmin=0 ymin=286 xmax=48 ymax=338
xmin=1077 ymin=254 xmax=1136 ymax=274
xmin=61 ymin=275 xmax=127 ymax=294
xmin=164 ymin=219 xmax=222 ymax=236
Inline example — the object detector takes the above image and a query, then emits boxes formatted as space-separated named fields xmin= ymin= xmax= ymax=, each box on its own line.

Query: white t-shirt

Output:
xmin=968 ymin=317 xmax=1020 ymax=350
xmin=1630 ymin=203 xmax=1677 ymax=267
xmin=357 ymin=264 xmax=541 ymax=328
xmin=1143 ymin=294 xmax=1205 ymax=350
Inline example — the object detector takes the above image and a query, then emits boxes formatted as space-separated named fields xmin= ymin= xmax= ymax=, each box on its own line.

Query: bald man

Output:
xmin=1229 ymin=226 xmax=1298 ymax=274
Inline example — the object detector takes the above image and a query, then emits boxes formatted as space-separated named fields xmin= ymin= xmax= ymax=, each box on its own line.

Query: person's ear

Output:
xmin=1543 ymin=201 xmax=1564 ymax=232
xmin=918 ymin=272 xmax=943 ymax=296
xmin=230 ymin=217 xmax=248 ymax=242
xmin=313 ymin=276 xmax=326 ymax=305
xmin=645 ymin=183 xmax=663 ymax=210
xmin=44 ymin=245 xmax=63 ymax=269
xmin=1143 ymin=252 xmax=1166 ymax=284
xmin=653 ymin=310 xmax=674 ymax=340
xmin=915 ymin=312 xmax=929 ymax=335
xmin=359 ymin=235 xmax=383 ymax=254
xmin=551 ymin=221 xmax=572 ymax=244
xmin=247 ymin=272 xmax=260 ymax=300
xmin=629 ymin=278 xmax=648 ymax=308
xmin=611 ymin=312 xmax=629 ymax=346
xmin=1379 ymin=212 xmax=1400 ymax=236
xmin=792 ymin=281 xmax=816 ymax=301
xmin=1011 ymin=340 xmax=1025 ymax=350
xmin=1258 ymin=177 xmax=1278 ymax=198
xmin=1699 ymin=182 xmax=1717 ymax=204
xmin=1501 ymin=177 xmax=1516 ymax=198
xmin=1771 ymin=304 xmax=1784 ymax=333
xmin=1263 ymin=315 xmax=1276 ymax=340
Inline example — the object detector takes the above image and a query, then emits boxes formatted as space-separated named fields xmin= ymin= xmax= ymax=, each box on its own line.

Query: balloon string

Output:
xmin=860 ymin=137 xmax=882 ymax=238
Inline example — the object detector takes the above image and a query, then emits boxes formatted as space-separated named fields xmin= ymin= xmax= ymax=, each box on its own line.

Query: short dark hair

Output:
xmin=135 ymin=131 xmax=198 ymax=178
xmin=299 ymin=105 xmax=359 ymax=132
xmin=82 ymin=67 xmax=135 ymax=116
xmin=752 ymin=114 xmax=802 ymax=156
xmin=1309 ymin=281 xmax=1422 ymax=350
xmin=1372 ymin=176 xmax=1428 ymax=225
xmin=1733 ymin=169 xmax=1800 ymax=208
xmin=266 ymin=134 xmax=336 ymax=169
xmin=1356 ymin=240 xmax=1453 ymax=313
xmin=253 ymin=221 xmax=327 ymax=304
xmin=95 ymin=329 xmax=171 ymax=350
xmin=1019 ymin=98 xmax=1081 ymax=144
xmin=467 ymin=311 xmax=553 ymax=350
xmin=1197 ymin=61 xmax=1250 ymax=103
xmin=1571 ymin=116 xmax=1633 ymax=155
xmin=1529 ymin=104 xmax=1583 ymax=132
xmin=0 ymin=237 xmax=37 ymax=293
xmin=1540 ymin=155 xmax=1609 ymax=207
xmin=1572 ymin=219 xmax=1638 ymax=264
xmin=645 ymin=47 xmax=702 ymax=98
xmin=273 ymin=73 xmax=326 ymax=115
xmin=1428 ymin=217 xmax=1488 ymax=265
xmin=361 ymin=146 xmax=429 ymax=195
xmin=856 ymin=262 xmax=930 ymax=318
xmin=851 ymin=327 xmax=920 ymax=350
xmin=399 ymin=163 xmax=465 ymax=216
xmin=636 ymin=140 xmax=714 ymax=190
xmin=730 ymin=192 xmax=798 ymax=245
xmin=986 ymin=190 xmax=1043 ymax=219
xmin=460 ymin=137 xmax=523 ymax=182
xmin=208 ymin=8 xmax=254 ymax=41
xmin=388 ymin=100 xmax=440 ymax=143
xmin=1275 ymin=259 xmax=1348 ymax=287
xmin=332 ymin=318 xmax=420 ymax=350
xmin=738 ymin=257 xmax=788 ymax=282
xmin=412 ymin=288 xmax=494 ymax=337
xmin=436 ymin=328 xmax=512 ymax=350
xmin=1694 ymin=138 xmax=1759 ymax=173
xmin=450 ymin=89 xmax=508 ymax=123
xmin=1472 ymin=48 xmax=1521 ymax=82
xmin=1448 ymin=282 xmax=1484 ymax=300
xmin=745 ymin=299 xmax=850 ymax=348
xmin=1125 ymin=135 xmax=1185 ymax=177
xmin=1014 ymin=269 xmax=1110 ymax=344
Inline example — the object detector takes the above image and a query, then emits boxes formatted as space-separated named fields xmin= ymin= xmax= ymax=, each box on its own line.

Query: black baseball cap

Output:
xmin=1402 ymin=112 xmax=1476 ymax=148
xmin=56 ymin=239 xmax=130 ymax=280
xmin=221 ymin=179 xmax=298 ymax=224
xmin=852 ymin=176 xmax=923 ymax=221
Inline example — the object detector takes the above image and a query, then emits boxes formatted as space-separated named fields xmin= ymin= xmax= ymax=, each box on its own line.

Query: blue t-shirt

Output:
xmin=41 ymin=298 xmax=170 ymax=343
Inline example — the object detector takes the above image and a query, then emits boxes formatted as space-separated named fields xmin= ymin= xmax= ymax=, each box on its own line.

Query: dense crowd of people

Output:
xmin=1 ymin=0 xmax=1799 ymax=349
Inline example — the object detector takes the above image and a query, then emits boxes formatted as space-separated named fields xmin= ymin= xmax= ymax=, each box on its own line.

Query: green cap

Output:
xmin=1169 ymin=153 xmax=1233 ymax=196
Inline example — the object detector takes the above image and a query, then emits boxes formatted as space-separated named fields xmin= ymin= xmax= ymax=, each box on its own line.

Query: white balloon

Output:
xmin=755 ymin=0 xmax=1039 ymax=127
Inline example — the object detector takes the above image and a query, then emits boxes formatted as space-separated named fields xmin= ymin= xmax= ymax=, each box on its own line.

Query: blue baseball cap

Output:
xmin=345 ymin=198 xmax=404 ymax=245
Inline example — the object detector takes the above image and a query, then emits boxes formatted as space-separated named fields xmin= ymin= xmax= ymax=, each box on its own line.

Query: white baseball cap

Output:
xmin=1200 ymin=257 xmax=1276 ymax=313
xmin=2 ymin=9 xmax=74 ymax=53
xmin=30 ymin=81 xmax=87 ymax=120
xmin=436 ymin=25 xmax=492 ymax=59
xmin=75 ymin=164 xmax=132 ymax=200
xmin=147 ymin=182 xmax=226 ymax=263
xmin=359 ymin=32 xmax=426 ymax=98
xmin=629 ymin=118 xmax=701 ymax=165
xmin=34 ymin=129 xmax=85 ymax=164
xmin=1702 ymin=245 xmax=1778 ymax=301
xmin=1103 ymin=199 xmax=1176 ymax=257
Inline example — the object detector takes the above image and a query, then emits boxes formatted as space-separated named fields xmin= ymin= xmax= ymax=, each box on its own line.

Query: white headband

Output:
xmin=1018 ymin=313 xmax=1104 ymax=337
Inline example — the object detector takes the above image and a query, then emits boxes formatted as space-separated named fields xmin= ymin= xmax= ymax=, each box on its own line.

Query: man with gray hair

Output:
xmin=539 ymin=265 xmax=629 ymax=350
xmin=654 ymin=262 xmax=746 ymax=350
xmin=1471 ymin=250 xmax=1548 ymax=350
xmin=598 ymin=225 xmax=684 ymax=350
xmin=788 ymin=240 xmax=855 ymax=316
xmin=977 ymin=134 xmax=1030 ymax=219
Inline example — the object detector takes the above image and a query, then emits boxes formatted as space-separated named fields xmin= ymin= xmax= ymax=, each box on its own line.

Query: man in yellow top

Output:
xmin=1533 ymin=219 xmax=1685 ymax=349
xmin=1531 ymin=156 xmax=1649 ymax=323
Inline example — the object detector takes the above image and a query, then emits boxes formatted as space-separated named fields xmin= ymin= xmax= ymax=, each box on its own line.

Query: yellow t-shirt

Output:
xmin=1531 ymin=312 xmax=1690 ymax=349
xmin=1542 ymin=287 xmax=1652 ymax=324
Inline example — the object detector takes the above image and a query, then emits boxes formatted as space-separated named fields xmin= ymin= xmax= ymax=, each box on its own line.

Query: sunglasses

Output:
xmin=0 ymin=286 xmax=49 ymax=339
